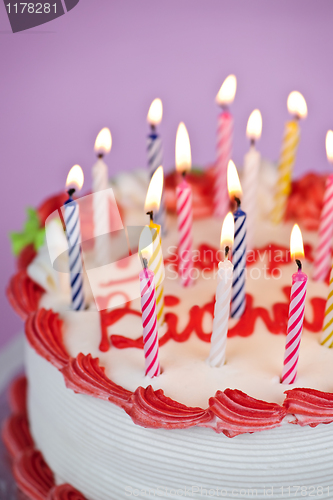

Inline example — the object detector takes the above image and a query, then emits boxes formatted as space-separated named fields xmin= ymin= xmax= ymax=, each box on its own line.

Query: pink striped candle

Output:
xmin=313 ymin=131 xmax=333 ymax=281
xmin=281 ymin=225 xmax=308 ymax=384
xmin=214 ymin=111 xmax=233 ymax=218
xmin=175 ymin=122 xmax=193 ymax=287
xmin=176 ymin=178 xmax=193 ymax=287
xmin=214 ymin=75 xmax=237 ymax=218
xmin=140 ymin=267 xmax=160 ymax=378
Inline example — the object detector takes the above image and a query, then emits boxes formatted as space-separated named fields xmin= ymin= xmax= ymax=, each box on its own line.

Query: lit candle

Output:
xmin=272 ymin=92 xmax=307 ymax=224
xmin=228 ymin=160 xmax=247 ymax=318
xmin=175 ymin=122 xmax=194 ymax=287
xmin=144 ymin=166 xmax=165 ymax=326
xmin=147 ymin=98 xmax=166 ymax=234
xmin=93 ymin=127 xmax=112 ymax=266
xmin=64 ymin=165 xmax=85 ymax=311
xmin=207 ymin=212 xmax=234 ymax=367
xmin=281 ymin=224 xmax=308 ymax=384
xmin=313 ymin=131 xmax=333 ymax=281
xmin=139 ymin=226 xmax=160 ymax=378
xmin=242 ymin=110 xmax=262 ymax=250
xmin=214 ymin=75 xmax=237 ymax=219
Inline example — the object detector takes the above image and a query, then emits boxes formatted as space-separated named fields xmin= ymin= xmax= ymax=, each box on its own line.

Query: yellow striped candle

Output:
xmin=272 ymin=92 xmax=307 ymax=225
xmin=321 ymin=267 xmax=333 ymax=347
xmin=144 ymin=166 xmax=165 ymax=326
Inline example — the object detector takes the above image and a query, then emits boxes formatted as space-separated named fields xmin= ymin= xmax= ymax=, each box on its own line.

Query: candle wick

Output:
xmin=250 ymin=138 xmax=255 ymax=147
xmin=142 ymin=257 xmax=148 ymax=269
xmin=97 ymin=153 xmax=104 ymax=159
xmin=146 ymin=211 xmax=154 ymax=222
xmin=150 ymin=124 xmax=156 ymax=133
xmin=234 ymin=196 xmax=241 ymax=208
xmin=225 ymin=246 xmax=229 ymax=259
xmin=221 ymin=104 xmax=229 ymax=112
xmin=67 ymin=188 xmax=75 ymax=198
xmin=296 ymin=259 xmax=302 ymax=271
xmin=182 ymin=171 xmax=186 ymax=179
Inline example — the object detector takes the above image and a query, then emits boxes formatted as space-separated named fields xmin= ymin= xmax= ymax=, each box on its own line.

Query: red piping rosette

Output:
xmin=9 ymin=375 xmax=28 ymax=414
xmin=7 ymin=270 xmax=44 ymax=320
xmin=61 ymin=353 xmax=132 ymax=408
xmin=48 ymin=483 xmax=88 ymax=500
xmin=284 ymin=387 xmax=333 ymax=426
xmin=2 ymin=414 xmax=34 ymax=458
xmin=209 ymin=389 xmax=287 ymax=437
xmin=25 ymin=309 xmax=69 ymax=370
xmin=127 ymin=385 xmax=213 ymax=429
xmin=13 ymin=449 xmax=55 ymax=500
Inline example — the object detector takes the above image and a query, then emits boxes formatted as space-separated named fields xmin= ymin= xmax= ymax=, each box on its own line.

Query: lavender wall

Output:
xmin=1 ymin=0 xmax=333 ymax=347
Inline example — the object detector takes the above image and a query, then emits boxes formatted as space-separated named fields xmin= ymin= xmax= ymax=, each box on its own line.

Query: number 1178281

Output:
xmin=6 ymin=3 xmax=57 ymax=14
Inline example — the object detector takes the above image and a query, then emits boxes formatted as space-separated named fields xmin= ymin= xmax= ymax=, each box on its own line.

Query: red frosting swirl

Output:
xmin=13 ymin=449 xmax=55 ymax=500
xmin=48 ymin=484 xmax=88 ymax=500
xmin=128 ymin=385 xmax=213 ymax=429
xmin=6 ymin=270 xmax=44 ymax=320
xmin=284 ymin=387 xmax=333 ymax=426
xmin=25 ymin=309 xmax=69 ymax=369
xmin=61 ymin=353 xmax=132 ymax=408
xmin=2 ymin=414 xmax=34 ymax=458
xmin=9 ymin=375 xmax=27 ymax=414
xmin=209 ymin=389 xmax=287 ymax=438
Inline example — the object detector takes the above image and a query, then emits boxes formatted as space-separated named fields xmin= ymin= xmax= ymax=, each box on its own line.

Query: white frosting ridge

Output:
xmin=26 ymin=342 xmax=333 ymax=500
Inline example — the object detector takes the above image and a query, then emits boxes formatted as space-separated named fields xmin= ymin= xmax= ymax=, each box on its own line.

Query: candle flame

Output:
xmin=220 ymin=212 xmax=235 ymax=251
xmin=290 ymin=224 xmax=304 ymax=260
xmin=66 ymin=165 xmax=84 ymax=192
xmin=287 ymin=91 xmax=307 ymax=119
xmin=94 ymin=127 xmax=112 ymax=155
xmin=326 ymin=130 xmax=333 ymax=163
xmin=144 ymin=166 xmax=164 ymax=213
xmin=147 ymin=98 xmax=163 ymax=126
xmin=216 ymin=75 xmax=237 ymax=106
xmin=175 ymin=122 xmax=192 ymax=173
xmin=139 ymin=226 xmax=154 ymax=264
xmin=246 ymin=109 xmax=262 ymax=141
xmin=227 ymin=160 xmax=242 ymax=200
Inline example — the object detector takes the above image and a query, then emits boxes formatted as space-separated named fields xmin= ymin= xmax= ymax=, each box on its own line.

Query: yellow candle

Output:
xmin=272 ymin=92 xmax=307 ymax=224
xmin=321 ymin=267 xmax=333 ymax=347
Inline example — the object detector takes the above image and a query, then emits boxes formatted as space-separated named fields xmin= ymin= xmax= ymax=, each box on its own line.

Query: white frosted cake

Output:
xmin=5 ymin=163 xmax=333 ymax=500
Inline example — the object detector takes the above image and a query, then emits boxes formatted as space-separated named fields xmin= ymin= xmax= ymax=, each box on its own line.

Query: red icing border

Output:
xmin=5 ymin=212 xmax=333 ymax=436
xmin=2 ymin=376 xmax=88 ymax=500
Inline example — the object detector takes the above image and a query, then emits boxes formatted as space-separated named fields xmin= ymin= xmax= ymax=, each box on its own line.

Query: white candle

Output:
xmin=242 ymin=110 xmax=262 ymax=250
xmin=208 ymin=212 xmax=234 ymax=367
xmin=93 ymin=127 xmax=112 ymax=266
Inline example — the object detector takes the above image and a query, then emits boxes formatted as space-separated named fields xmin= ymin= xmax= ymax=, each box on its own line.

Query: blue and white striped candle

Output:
xmin=64 ymin=165 xmax=85 ymax=311
xmin=147 ymin=98 xmax=166 ymax=234
xmin=227 ymin=160 xmax=247 ymax=318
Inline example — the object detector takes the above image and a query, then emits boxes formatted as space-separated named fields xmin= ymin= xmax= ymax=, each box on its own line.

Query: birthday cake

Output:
xmin=4 ymin=157 xmax=333 ymax=500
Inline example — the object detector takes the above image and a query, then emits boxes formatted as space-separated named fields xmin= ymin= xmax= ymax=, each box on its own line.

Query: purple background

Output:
xmin=1 ymin=0 xmax=333 ymax=348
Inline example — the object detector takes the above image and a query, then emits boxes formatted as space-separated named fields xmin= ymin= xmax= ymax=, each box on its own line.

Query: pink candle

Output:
xmin=313 ymin=132 xmax=333 ymax=281
xmin=175 ymin=122 xmax=194 ymax=287
xmin=214 ymin=75 xmax=237 ymax=219
xmin=281 ymin=225 xmax=308 ymax=385
xmin=140 ymin=267 xmax=160 ymax=378
xmin=313 ymin=175 xmax=333 ymax=281
xmin=176 ymin=178 xmax=193 ymax=287
xmin=214 ymin=110 xmax=233 ymax=218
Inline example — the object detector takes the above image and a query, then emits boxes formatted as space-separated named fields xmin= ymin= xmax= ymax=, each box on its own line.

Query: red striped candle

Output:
xmin=140 ymin=267 xmax=160 ymax=378
xmin=176 ymin=178 xmax=193 ymax=287
xmin=281 ymin=224 xmax=308 ymax=384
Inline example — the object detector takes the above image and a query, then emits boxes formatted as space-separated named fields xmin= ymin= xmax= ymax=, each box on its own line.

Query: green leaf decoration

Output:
xmin=9 ymin=207 xmax=45 ymax=256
